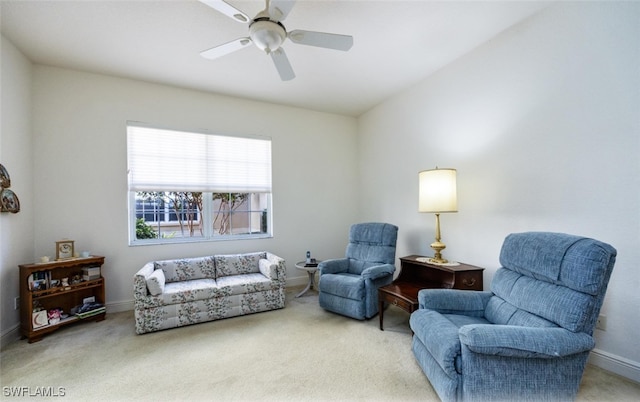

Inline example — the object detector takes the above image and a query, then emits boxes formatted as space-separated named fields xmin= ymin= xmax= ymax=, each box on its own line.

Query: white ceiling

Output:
xmin=1 ymin=0 xmax=551 ymax=116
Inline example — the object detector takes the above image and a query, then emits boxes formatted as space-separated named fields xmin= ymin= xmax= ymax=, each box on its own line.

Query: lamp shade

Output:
xmin=419 ymin=168 xmax=458 ymax=213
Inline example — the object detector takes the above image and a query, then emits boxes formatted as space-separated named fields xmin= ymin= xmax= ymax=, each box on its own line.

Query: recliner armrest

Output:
xmin=318 ymin=258 xmax=349 ymax=275
xmin=459 ymin=324 xmax=595 ymax=358
xmin=361 ymin=264 xmax=395 ymax=280
xmin=418 ymin=289 xmax=492 ymax=317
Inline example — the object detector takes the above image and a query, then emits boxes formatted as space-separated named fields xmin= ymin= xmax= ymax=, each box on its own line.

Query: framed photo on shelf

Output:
xmin=56 ymin=240 xmax=75 ymax=260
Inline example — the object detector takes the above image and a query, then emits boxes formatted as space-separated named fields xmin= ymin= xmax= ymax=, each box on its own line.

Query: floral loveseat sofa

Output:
xmin=134 ymin=252 xmax=286 ymax=334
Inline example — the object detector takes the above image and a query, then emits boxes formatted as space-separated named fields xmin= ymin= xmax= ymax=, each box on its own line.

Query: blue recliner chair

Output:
xmin=318 ymin=222 xmax=398 ymax=320
xmin=410 ymin=232 xmax=616 ymax=402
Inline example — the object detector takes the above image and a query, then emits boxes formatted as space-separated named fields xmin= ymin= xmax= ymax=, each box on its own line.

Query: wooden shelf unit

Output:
xmin=19 ymin=256 xmax=106 ymax=343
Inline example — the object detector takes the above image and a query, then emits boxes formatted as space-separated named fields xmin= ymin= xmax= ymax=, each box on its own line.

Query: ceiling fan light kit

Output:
xmin=249 ymin=18 xmax=286 ymax=53
xmin=199 ymin=0 xmax=354 ymax=81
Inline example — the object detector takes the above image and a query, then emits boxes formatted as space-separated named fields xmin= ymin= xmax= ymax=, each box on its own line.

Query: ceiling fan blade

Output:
xmin=288 ymin=30 xmax=353 ymax=51
xmin=200 ymin=37 xmax=252 ymax=60
xmin=270 ymin=48 xmax=295 ymax=81
xmin=269 ymin=0 xmax=296 ymax=22
xmin=199 ymin=0 xmax=250 ymax=23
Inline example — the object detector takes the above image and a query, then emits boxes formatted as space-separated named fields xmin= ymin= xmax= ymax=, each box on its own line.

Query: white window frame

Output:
xmin=127 ymin=122 xmax=273 ymax=245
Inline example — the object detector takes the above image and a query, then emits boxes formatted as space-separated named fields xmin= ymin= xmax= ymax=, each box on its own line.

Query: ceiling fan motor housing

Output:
xmin=249 ymin=17 xmax=287 ymax=53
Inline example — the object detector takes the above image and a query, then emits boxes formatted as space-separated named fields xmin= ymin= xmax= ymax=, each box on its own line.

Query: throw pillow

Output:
xmin=146 ymin=269 xmax=165 ymax=296
xmin=259 ymin=258 xmax=276 ymax=279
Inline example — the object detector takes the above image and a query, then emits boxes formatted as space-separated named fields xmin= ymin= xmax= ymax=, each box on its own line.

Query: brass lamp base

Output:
xmin=429 ymin=213 xmax=448 ymax=264
xmin=429 ymin=240 xmax=448 ymax=264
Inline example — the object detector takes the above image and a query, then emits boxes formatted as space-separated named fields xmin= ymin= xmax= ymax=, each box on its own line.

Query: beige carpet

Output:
xmin=2 ymin=287 xmax=639 ymax=401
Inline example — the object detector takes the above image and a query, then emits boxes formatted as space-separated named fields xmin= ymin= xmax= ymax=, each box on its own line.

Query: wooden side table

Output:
xmin=378 ymin=255 xmax=484 ymax=332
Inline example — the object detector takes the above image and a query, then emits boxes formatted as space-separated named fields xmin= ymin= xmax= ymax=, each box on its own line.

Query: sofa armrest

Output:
xmin=418 ymin=289 xmax=492 ymax=317
xmin=459 ymin=325 xmax=595 ymax=358
xmin=264 ymin=252 xmax=286 ymax=283
xmin=361 ymin=263 xmax=395 ymax=280
xmin=318 ymin=258 xmax=349 ymax=275
xmin=133 ymin=262 xmax=154 ymax=300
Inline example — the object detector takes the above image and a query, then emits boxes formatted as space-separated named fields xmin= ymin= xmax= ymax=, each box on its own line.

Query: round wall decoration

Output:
xmin=0 ymin=163 xmax=20 ymax=213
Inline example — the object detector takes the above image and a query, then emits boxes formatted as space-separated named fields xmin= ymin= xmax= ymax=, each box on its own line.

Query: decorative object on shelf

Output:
xmin=47 ymin=309 xmax=62 ymax=325
xmin=0 ymin=163 xmax=21 ymax=213
xmin=56 ymin=240 xmax=75 ymax=260
xmin=32 ymin=310 xmax=49 ymax=329
xmin=418 ymin=167 xmax=458 ymax=264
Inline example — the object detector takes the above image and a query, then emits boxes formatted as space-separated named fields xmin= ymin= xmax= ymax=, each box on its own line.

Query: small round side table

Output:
xmin=295 ymin=261 xmax=321 ymax=298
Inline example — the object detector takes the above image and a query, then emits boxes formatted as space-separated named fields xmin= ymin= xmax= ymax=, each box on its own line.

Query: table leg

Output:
xmin=379 ymin=299 xmax=384 ymax=330
xmin=295 ymin=270 xmax=317 ymax=298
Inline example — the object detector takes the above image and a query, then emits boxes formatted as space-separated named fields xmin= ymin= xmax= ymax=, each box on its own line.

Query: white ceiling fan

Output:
xmin=199 ymin=0 xmax=354 ymax=81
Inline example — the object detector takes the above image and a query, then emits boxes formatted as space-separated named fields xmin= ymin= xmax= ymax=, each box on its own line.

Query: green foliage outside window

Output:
xmin=135 ymin=218 xmax=157 ymax=239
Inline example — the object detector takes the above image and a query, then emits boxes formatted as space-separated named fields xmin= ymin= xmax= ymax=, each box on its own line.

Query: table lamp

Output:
xmin=419 ymin=167 xmax=458 ymax=264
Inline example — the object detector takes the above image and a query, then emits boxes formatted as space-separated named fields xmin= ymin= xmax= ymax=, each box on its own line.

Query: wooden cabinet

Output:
xmin=378 ymin=255 xmax=484 ymax=331
xmin=19 ymin=256 xmax=106 ymax=343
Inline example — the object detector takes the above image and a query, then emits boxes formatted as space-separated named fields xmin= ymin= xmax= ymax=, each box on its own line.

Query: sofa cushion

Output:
xmin=162 ymin=279 xmax=224 ymax=305
xmin=155 ymin=256 xmax=215 ymax=282
xmin=259 ymin=258 xmax=277 ymax=280
xmin=215 ymin=252 xmax=265 ymax=278
xmin=217 ymin=273 xmax=275 ymax=296
xmin=146 ymin=269 xmax=165 ymax=296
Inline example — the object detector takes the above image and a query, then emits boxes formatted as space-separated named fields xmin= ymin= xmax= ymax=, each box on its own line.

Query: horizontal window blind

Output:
xmin=127 ymin=124 xmax=272 ymax=193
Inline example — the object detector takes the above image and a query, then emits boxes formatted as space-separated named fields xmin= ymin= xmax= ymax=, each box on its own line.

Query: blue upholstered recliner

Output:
xmin=410 ymin=232 xmax=616 ymax=402
xmin=318 ymin=222 xmax=398 ymax=320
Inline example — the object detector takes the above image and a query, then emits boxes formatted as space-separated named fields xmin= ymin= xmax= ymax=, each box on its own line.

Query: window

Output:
xmin=127 ymin=123 xmax=272 ymax=244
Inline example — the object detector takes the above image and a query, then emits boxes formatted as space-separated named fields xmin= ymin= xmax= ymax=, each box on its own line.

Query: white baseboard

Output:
xmin=589 ymin=348 xmax=640 ymax=383
xmin=287 ymin=275 xmax=311 ymax=288
xmin=106 ymin=300 xmax=134 ymax=313
xmin=0 ymin=324 xmax=21 ymax=350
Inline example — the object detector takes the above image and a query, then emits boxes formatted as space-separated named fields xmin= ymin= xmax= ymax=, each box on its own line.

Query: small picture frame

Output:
xmin=56 ymin=240 xmax=75 ymax=260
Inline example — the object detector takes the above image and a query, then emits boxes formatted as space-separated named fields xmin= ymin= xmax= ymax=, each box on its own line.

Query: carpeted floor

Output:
xmin=2 ymin=287 xmax=639 ymax=401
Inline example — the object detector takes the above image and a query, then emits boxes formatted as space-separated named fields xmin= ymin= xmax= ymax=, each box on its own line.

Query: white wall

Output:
xmin=27 ymin=66 xmax=359 ymax=312
xmin=0 ymin=36 xmax=34 ymax=346
xmin=3 ymin=1 xmax=639 ymax=383
xmin=358 ymin=2 xmax=640 ymax=380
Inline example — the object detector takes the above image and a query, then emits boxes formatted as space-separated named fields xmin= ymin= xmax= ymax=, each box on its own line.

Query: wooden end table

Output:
xmin=378 ymin=255 xmax=484 ymax=332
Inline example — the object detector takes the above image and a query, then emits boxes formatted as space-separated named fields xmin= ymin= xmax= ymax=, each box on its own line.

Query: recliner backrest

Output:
xmin=486 ymin=232 xmax=616 ymax=334
xmin=345 ymin=222 xmax=398 ymax=275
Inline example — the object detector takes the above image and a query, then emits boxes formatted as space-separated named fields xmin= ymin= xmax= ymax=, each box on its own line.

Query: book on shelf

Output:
xmin=75 ymin=306 xmax=106 ymax=319
xmin=82 ymin=266 xmax=101 ymax=281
